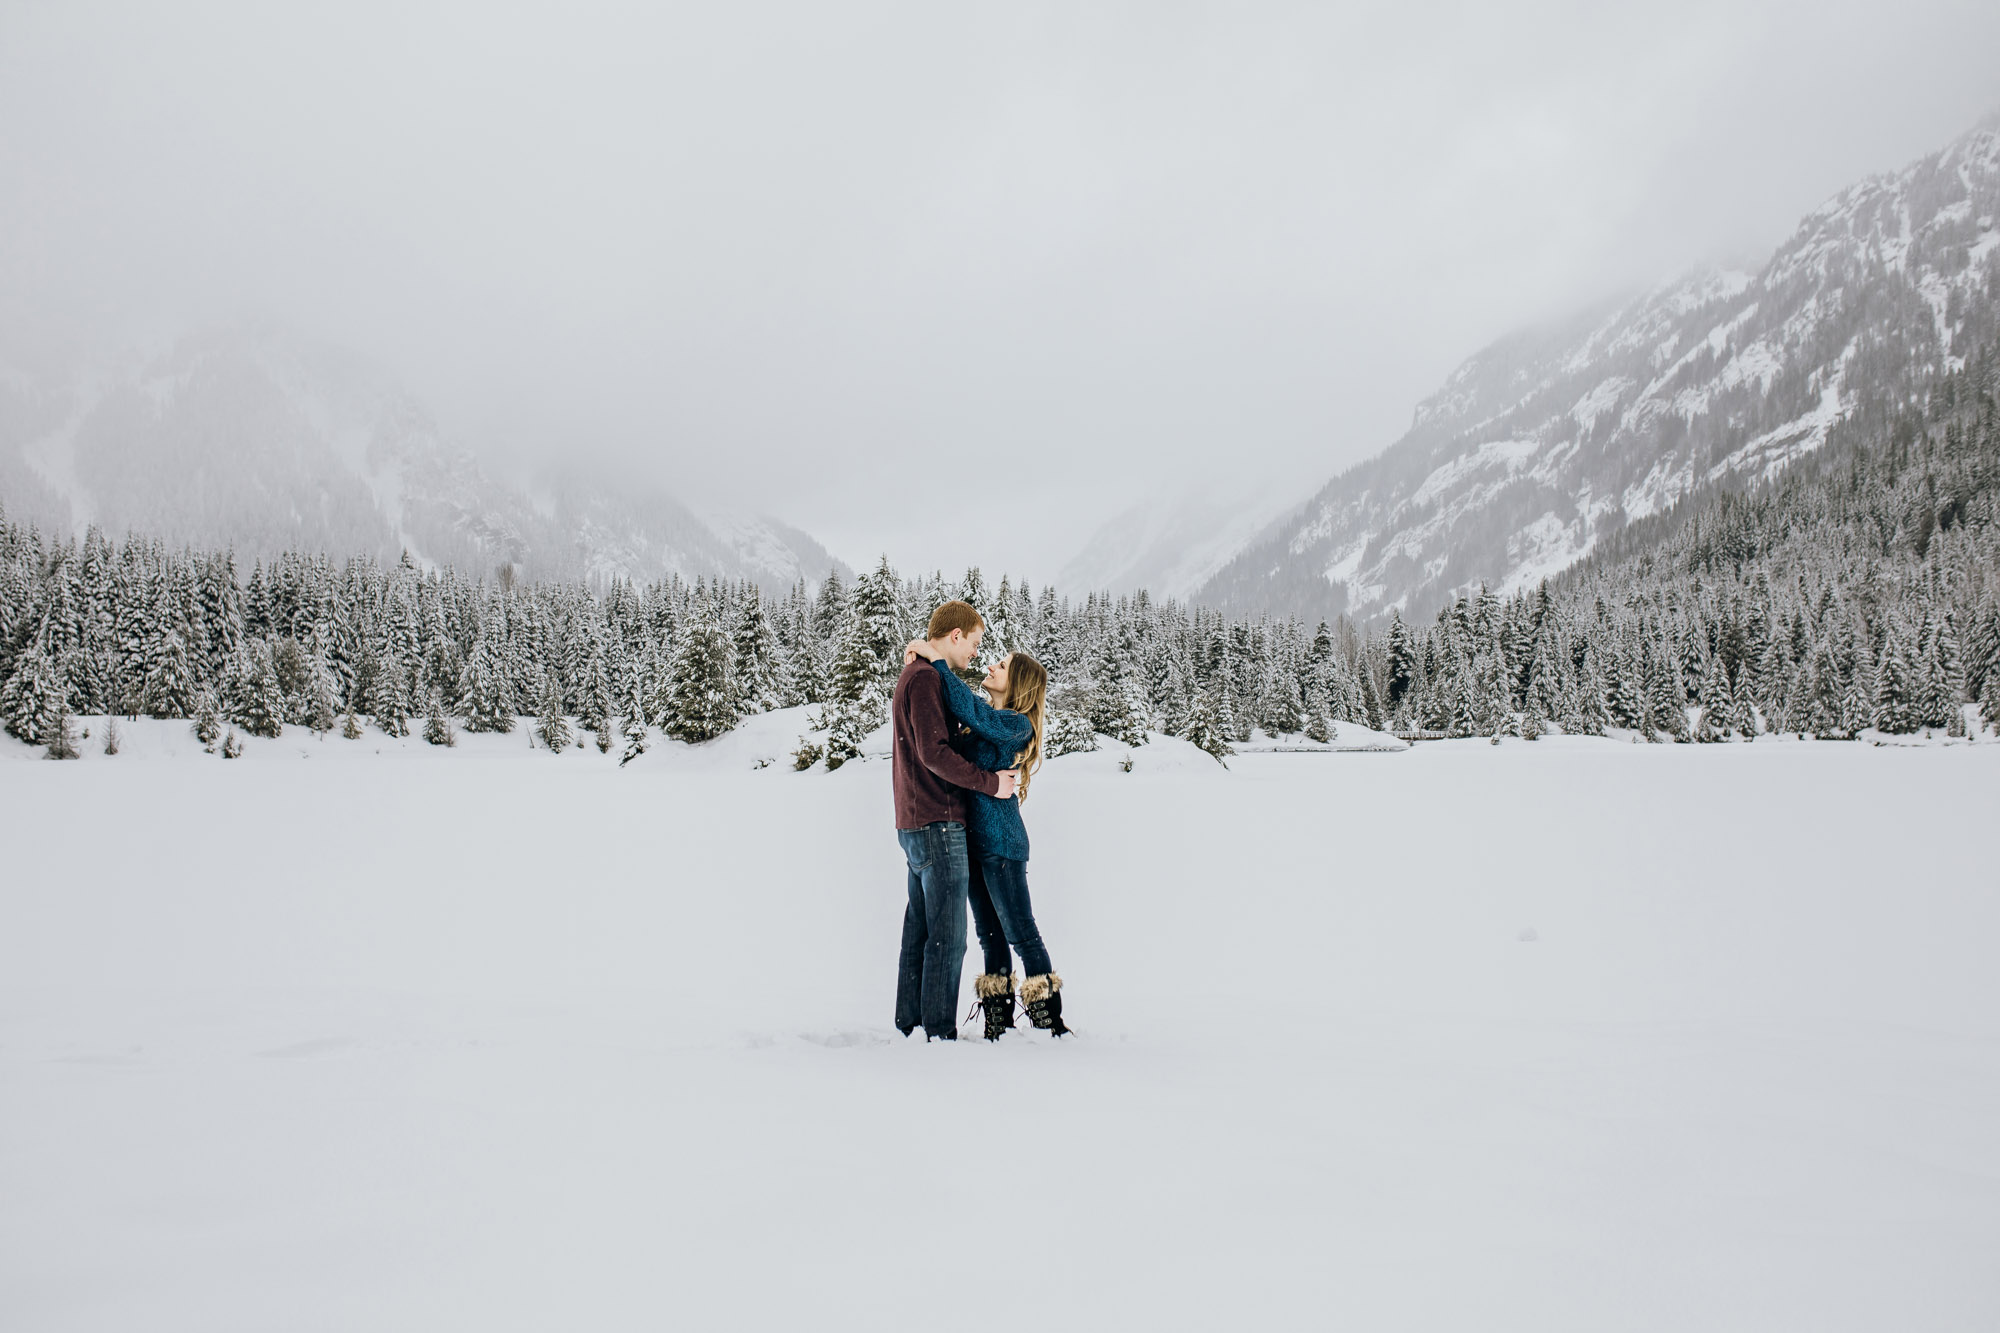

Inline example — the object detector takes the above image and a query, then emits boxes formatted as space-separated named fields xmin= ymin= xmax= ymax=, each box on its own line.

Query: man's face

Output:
xmin=941 ymin=626 xmax=983 ymax=671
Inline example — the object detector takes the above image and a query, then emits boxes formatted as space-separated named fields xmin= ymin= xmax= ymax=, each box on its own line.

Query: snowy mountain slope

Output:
xmin=1054 ymin=478 xmax=1306 ymax=599
xmin=0 ymin=326 xmax=848 ymax=591
xmin=1197 ymin=115 xmax=2000 ymax=626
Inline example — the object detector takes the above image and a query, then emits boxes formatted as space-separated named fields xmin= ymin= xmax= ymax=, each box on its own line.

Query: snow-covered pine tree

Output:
xmin=141 ymin=626 xmax=197 ymax=719
xmin=1872 ymin=624 xmax=1917 ymax=734
xmin=423 ymin=690 xmax=457 ymax=747
xmin=226 ymin=643 xmax=286 ymax=738
xmin=370 ymin=648 xmax=412 ymax=737
xmin=1928 ymin=612 xmax=1965 ymax=729
xmin=1 ymin=639 xmax=66 ymax=744
xmin=1357 ymin=662 xmax=1385 ymax=732
xmin=664 ymin=596 xmax=736 ymax=744
xmin=822 ymin=558 xmax=902 ymax=768
xmin=619 ymin=688 xmax=649 ymax=767
xmin=535 ymin=678 xmax=573 ymax=752
xmin=1043 ymin=709 xmax=1099 ymax=757
xmin=459 ymin=636 xmax=516 ymax=734
xmin=43 ymin=697 xmax=80 ymax=759
xmin=729 ymin=587 xmax=784 ymax=717
xmin=302 ymin=645 xmax=340 ymax=736
xmin=1303 ymin=687 xmax=1333 ymax=744
xmin=1696 ymin=655 xmax=1731 ymax=742
xmin=1259 ymin=666 xmax=1304 ymax=737
xmin=578 ymin=646 xmax=613 ymax=735
xmin=1086 ymin=630 xmax=1148 ymax=746
xmin=192 ymin=687 xmax=222 ymax=748
xmin=1180 ymin=682 xmax=1233 ymax=765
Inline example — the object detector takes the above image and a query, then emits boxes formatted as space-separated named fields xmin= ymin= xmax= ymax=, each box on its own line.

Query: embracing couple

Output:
xmin=891 ymin=599 xmax=1068 ymax=1042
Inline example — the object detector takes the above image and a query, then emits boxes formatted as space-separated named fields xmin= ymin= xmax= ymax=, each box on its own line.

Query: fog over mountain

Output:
xmin=4 ymin=3 xmax=1999 ymax=585
xmin=1191 ymin=115 xmax=2000 ymax=625
xmin=0 ymin=327 xmax=845 ymax=591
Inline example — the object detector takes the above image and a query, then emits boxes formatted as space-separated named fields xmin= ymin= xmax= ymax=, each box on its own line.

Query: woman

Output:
xmin=903 ymin=639 xmax=1068 ymax=1039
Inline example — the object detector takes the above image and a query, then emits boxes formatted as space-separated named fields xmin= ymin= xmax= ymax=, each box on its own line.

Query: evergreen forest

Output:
xmin=5 ymin=343 xmax=1999 ymax=764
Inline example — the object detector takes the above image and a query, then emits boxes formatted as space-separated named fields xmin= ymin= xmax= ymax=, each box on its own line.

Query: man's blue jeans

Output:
xmin=895 ymin=821 xmax=969 ymax=1038
xmin=969 ymin=855 xmax=1054 ymax=979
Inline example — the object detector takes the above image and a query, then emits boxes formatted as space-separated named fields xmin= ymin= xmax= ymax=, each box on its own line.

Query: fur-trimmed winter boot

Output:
xmin=975 ymin=972 xmax=1017 ymax=1041
xmin=1021 ymin=973 xmax=1068 ymax=1036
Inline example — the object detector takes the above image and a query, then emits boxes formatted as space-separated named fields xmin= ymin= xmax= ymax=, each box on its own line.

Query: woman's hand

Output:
xmin=903 ymin=638 xmax=939 ymax=665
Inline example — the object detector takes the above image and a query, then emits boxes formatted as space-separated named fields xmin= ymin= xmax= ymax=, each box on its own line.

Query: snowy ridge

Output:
xmin=1054 ymin=478 xmax=1306 ymax=600
xmin=0 ymin=325 xmax=847 ymax=591
xmin=1198 ymin=115 xmax=2000 ymax=626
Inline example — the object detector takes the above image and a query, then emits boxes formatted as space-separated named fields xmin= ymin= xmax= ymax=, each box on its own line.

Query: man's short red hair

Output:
xmin=927 ymin=600 xmax=985 ymax=640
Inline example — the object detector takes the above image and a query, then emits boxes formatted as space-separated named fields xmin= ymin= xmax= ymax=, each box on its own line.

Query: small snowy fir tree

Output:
xmin=822 ymin=559 xmax=903 ymax=768
xmin=228 ymin=645 xmax=286 ymax=739
xmin=1086 ymin=633 xmax=1149 ymax=746
xmin=303 ymin=650 xmax=338 ymax=736
xmin=371 ymin=651 xmax=412 ymax=737
xmin=1043 ymin=710 xmax=1099 ymax=758
xmin=1357 ymin=666 xmax=1385 ymax=732
xmin=1303 ymin=686 xmax=1333 ymax=744
xmin=1 ymin=640 xmax=65 ymax=744
xmin=535 ymin=680 xmax=573 ymax=753
xmin=341 ymin=703 xmax=363 ymax=740
xmin=578 ymin=649 xmax=613 ymax=736
xmin=1695 ymin=658 xmax=1729 ymax=743
xmin=423 ymin=691 xmax=457 ymax=747
xmin=1181 ymin=685 xmax=1233 ymax=765
xmin=43 ymin=699 xmax=80 ymax=760
xmin=594 ymin=713 xmax=615 ymax=754
xmin=1873 ymin=626 xmax=1917 ymax=734
xmin=619 ymin=695 xmax=650 ymax=768
xmin=458 ymin=637 xmax=516 ymax=734
xmin=730 ymin=587 xmax=786 ymax=717
xmin=221 ymin=727 xmax=242 ymax=758
xmin=664 ymin=599 xmax=737 ymax=743
xmin=192 ymin=687 xmax=222 ymax=749
xmin=102 ymin=715 xmax=121 ymax=755
xmin=142 ymin=627 xmax=197 ymax=719
xmin=1259 ymin=669 xmax=1305 ymax=737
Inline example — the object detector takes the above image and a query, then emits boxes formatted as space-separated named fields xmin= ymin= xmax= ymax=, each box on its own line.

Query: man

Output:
xmin=892 ymin=600 xmax=1019 ymax=1040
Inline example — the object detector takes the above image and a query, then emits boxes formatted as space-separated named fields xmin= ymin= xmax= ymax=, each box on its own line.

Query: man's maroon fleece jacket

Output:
xmin=891 ymin=659 xmax=1000 ymax=830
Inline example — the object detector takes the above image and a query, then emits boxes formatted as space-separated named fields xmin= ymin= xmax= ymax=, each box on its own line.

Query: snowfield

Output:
xmin=4 ymin=711 xmax=1999 ymax=1330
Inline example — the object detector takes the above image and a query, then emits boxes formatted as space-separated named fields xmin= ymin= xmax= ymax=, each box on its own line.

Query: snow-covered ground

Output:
xmin=4 ymin=711 xmax=1998 ymax=1330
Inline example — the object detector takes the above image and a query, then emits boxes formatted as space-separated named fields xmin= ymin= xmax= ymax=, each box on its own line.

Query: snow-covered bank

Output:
xmin=3 ymin=733 xmax=1998 ymax=1330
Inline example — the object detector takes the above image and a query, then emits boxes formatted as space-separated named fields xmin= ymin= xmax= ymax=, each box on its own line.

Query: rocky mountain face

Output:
xmin=1195 ymin=115 xmax=2000 ymax=627
xmin=0 ymin=327 xmax=846 ymax=591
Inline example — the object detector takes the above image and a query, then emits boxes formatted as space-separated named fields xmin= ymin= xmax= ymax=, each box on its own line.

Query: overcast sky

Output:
xmin=4 ymin=1 xmax=1998 ymax=582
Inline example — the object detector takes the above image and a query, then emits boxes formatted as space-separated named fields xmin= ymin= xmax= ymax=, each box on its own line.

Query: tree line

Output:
xmin=4 ymin=343 xmax=1998 ymax=762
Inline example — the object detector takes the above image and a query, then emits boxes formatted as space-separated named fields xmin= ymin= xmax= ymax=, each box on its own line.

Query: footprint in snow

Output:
xmin=798 ymin=1030 xmax=891 ymax=1049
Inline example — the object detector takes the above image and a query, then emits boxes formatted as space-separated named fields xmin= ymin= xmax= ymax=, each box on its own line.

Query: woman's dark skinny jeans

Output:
xmin=968 ymin=855 xmax=1054 ymax=979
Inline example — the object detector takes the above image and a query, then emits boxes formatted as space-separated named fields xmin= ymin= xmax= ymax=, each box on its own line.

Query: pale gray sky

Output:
xmin=4 ymin=1 xmax=1998 ymax=582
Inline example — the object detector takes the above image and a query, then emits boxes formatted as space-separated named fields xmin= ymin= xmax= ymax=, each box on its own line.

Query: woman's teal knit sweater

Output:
xmin=931 ymin=659 xmax=1034 ymax=862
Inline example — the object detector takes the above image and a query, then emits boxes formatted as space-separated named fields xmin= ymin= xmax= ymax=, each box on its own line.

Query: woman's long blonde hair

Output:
xmin=1000 ymin=652 xmax=1048 ymax=802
